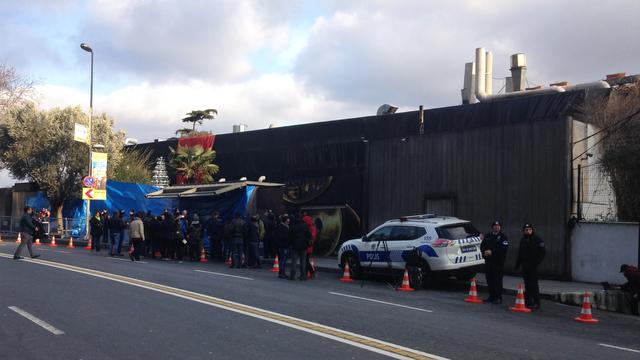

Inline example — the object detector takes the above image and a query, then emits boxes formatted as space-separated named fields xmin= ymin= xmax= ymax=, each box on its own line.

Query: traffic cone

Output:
xmin=16 ymin=233 xmax=21 ymax=244
xmin=464 ymin=278 xmax=483 ymax=303
xmin=307 ymin=257 xmax=316 ymax=279
xmin=575 ymin=291 xmax=599 ymax=323
xmin=199 ymin=248 xmax=208 ymax=263
xmin=226 ymin=254 xmax=232 ymax=265
xmin=85 ymin=236 xmax=92 ymax=250
xmin=510 ymin=283 xmax=532 ymax=313
xmin=66 ymin=236 xmax=74 ymax=249
xmin=340 ymin=262 xmax=354 ymax=283
xmin=397 ymin=268 xmax=415 ymax=292
xmin=50 ymin=235 xmax=57 ymax=247
xmin=154 ymin=250 xmax=162 ymax=258
xmin=34 ymin=238 xmax=42 ymax=246
xmin=271 ymin=255 xmax=280 ymax=273
xmin=0 ymin=233 xmax=3 ymax=242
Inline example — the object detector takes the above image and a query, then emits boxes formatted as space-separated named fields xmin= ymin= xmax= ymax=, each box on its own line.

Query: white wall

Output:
xmin=571 ymin=222 xmax=639 ymax=283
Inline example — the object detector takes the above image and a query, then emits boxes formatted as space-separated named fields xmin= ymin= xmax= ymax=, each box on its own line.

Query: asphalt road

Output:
xmin=1 ymin=242 xmax=639 ymax=360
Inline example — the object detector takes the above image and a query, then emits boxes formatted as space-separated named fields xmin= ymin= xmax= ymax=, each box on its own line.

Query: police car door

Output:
xmin=388 ymin=225 xmax=426 ymax=268
xmin=362 ymin=226 xmax=393 ymax=268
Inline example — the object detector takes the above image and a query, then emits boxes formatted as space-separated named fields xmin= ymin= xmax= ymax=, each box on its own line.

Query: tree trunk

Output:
xmin=53 ymin=202 xmax=64 ymax=235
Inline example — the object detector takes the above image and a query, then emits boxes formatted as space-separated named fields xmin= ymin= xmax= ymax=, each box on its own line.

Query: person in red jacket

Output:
xmin=620 ymin=264 xmax=640 ymax=315
xmin=302 ymin=212 xmax=317 ymax=278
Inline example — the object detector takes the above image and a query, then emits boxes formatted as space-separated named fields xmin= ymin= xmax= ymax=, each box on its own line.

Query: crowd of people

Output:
xmin=87 ymin=208 xmax=319 ymax=279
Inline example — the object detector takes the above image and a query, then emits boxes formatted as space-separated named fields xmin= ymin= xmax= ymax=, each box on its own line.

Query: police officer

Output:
xmin=516 ymin=223 xmax=545 ymax=309
xmin=481 ymin=220 xmax=509 ymax=304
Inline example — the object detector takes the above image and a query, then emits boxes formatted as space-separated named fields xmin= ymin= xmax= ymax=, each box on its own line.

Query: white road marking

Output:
xmin=54 ymin=250 xmax=70 ymax=254
xmin=598 ymin=343 xmax=640 ymax=354
xmin=8 ymin=306 xmax=65 ymax=335
xmin=329 ymin=292 xmax=433 ymax=313
xmin=0 ymin=252 xmax=445 ymax=360
xmin=107 ymin=257 xmax=148 ymax=264
xmin=194 ymin=269 xmax=254 ymax=281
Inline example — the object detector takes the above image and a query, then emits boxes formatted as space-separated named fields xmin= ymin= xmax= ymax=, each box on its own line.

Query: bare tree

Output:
xmin=0 ymin=64 xmax=34 ymax=115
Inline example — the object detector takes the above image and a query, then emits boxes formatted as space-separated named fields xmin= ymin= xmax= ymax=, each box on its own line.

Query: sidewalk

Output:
xmin=311 ymin=256 xmax=635 ymax=315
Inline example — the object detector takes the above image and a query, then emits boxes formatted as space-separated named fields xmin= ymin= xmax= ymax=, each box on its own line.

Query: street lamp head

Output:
xmin=80 ymin=43 xmax=93 ymax=53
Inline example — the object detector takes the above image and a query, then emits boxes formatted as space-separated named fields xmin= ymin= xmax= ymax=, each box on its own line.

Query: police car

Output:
xmin=337 ymin=214 xmax=484 ymax=287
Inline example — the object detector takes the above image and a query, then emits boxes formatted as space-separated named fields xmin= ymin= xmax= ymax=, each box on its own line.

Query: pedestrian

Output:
xmin=128 ymin=212 xmax=145 ymax=261
xmin=89 ymin=210 xmax=104 ymax=252
xmin=187 ymin=214 xmax=202 ymax=261
xmin=480 ymin=220 xmax=509 ymax=304
xmin=263 ymin=210 xmax=277 ymax=259
xmin=275 ymin=215 xmax=291 ymax=279
xmin=117 ymin=210 xmax=126 ymax=255
xmin=13 ymin=206 xmax=41 ymax=260
xmin=175 ymin=210 xmax=188 ymax=263
xmin=108 ymin=211 xmax=124 ymax=257
xmin=246 ymin=215 xmax=261 ymax=268
xmin=230 ymin=213 xmax=246 ymax=268
xmin=620 ymin=264 xmax=640 ymax=315
xmin=515 ymin=223 xmax=545 ymax=309
xmin=302 ymin=212 xmax=317 ymax=278
xmin=208 ymin=211 xmax=224 ymax=260
xmin=102 ymin=210 xmax=111 ymax=251
xmin=289 ymin=215 xmax=310 ymax=280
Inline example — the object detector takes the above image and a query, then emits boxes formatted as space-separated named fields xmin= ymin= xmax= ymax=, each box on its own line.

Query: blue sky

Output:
xmin=1 ymin=0 xmax=640 ymax=187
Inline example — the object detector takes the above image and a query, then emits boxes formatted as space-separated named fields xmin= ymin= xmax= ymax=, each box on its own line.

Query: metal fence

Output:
xmin=574 ymin=162 xmax=618 ymax=222
xmin=0 ymin=216 xmax=88 ymax=239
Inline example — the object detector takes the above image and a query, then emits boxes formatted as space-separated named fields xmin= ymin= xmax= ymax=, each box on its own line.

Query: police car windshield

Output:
xmin=436 ymin=223 xmax=480 ymax=240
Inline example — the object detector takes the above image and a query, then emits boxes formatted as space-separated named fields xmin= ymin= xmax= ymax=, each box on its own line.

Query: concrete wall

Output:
xmin=571 ymin=221 xmax=639 ymax=283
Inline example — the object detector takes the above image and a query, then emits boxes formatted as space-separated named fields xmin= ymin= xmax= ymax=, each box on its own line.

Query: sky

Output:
xmin=1 ymin=0 xmax=639 ymax=186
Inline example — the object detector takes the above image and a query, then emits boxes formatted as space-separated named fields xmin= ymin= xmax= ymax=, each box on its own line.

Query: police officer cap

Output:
xmin=620 ymin=264 xmax=629 ymax=273
xmin=523 ymin=223 xmax=534 ymax=230
xmin=491 ymin=220 xmax=502 ymax=227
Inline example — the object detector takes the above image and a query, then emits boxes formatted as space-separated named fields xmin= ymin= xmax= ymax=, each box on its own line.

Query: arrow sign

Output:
xmin=82 ymin=187 xmax=94 ymax=200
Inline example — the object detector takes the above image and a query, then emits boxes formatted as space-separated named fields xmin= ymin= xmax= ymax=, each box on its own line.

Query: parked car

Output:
xmin=337 ymin=214 xmax=484 ymax=287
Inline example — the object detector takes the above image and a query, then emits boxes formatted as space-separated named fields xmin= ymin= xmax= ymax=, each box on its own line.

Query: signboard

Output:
xmin=82 ymin=176 xmax=96 ymax=188
xmin=87 ymin=152 xmax=108 ymax=200
xmin=82 ymin=187 xmax=106 ymax=200
xmin=74 ymin=123 xmax=89 ymax=144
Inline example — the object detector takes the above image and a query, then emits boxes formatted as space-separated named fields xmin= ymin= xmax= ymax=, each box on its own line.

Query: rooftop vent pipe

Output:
xmin=510 ymin=53 xmax=527 ymax=92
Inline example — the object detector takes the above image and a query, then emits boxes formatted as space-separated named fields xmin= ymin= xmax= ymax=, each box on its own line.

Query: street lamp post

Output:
xmin=80 ymin=43 xmax=93 ymax=242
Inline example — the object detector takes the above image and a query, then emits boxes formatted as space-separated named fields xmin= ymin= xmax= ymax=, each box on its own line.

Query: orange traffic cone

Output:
xmin=271 ymin=255 xmax=280 ymax=273
xmin=397 ymin=268 xmax=415 ymax=292
xmin=34 ymin=238 xmax=42 ymax=246
xmin=66 ymin=236 xmax=74 ymax=248
xmin=464 ymin=278 xmax=483 ymax=303
xmin=226 ymin=254 xmax=232 ymax=265
xmin=510 ymin=283 xmax=532 ymax=313
xmin=340 ymin=262 xmax=354 ymax=283
xmin=307 ymin=257 xmax=316 ymax=279
xmin=50 ymin=235 xmax=58 ymax=247
xmin=154 ymin=250 xmax=162 ymax=258
xmin=85 ymin=236 xmax=92 ymax=250
xmin=16 ymin=233 xmax=21 ymax=244
xmin=0 ymin=233 xmax=3 ymax=242
xmin=575 ymin=291 xmax=599 ymax=323
xmin=199 ymin=248 xmax=208 ymax=263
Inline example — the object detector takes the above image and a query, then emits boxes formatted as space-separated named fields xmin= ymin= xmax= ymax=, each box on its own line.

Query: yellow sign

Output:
xmin=91 ymin=152 xmax=108 ymax=190
xmin=82 ymin=187 xmax=106 ymax=200
xmin=74 ymin=123 xmax=89 ymax=144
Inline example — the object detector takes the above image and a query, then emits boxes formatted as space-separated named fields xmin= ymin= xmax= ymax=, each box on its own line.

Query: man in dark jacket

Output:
xmin=516 ymin=223 xmax=545 ymax=309
xmin=246 ymin=215 xmax=261 ymax=268
xmin=275 ymin=215 xmax=291 ymax=279
xmin=14 ymin=206 xmax=40 ymax=260
xmin=230 ymin=213 xmax=246 ymax=268
xmin=108 ymin=211 xmax=125 ymax=257
xmin=481 ymin=220 xmax=509 ymax=304
xmin=208 ymin=212 xmax=224 ymax=261
xmin=89 ymin=210 xmax=104 ymax=252
xmin=620 ymin=264 xmax=640 ymax=315
xmin=289 ymin=215 xmax=311 ymax=280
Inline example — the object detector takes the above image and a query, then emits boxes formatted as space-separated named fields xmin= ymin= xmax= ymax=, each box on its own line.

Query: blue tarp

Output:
xmin=26 ymin=181 xmax=255 ymax=239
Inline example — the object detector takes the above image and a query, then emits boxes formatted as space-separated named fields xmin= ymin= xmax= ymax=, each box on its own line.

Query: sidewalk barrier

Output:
xmin=199 ymin=248 xmax=208 ymax=263
xmin=510 ymin=283 xmax=532 ymax=313
xmin=271 ymin=255 xmax=280 ymax=273
xmin=50 ymin=235 xmax=57 ymax=247
xmin=16 ymin=233 xmax=21 ymax=244
xmin=575 ymin=291 xmax=599 ymax=323
xmin=397 ymin=269 xmax=415 ymax=292
xmin=84 ymin=237 xmax=92 ymax=250
xmin=66 ymin=236 xmax=74 ymax=249
xmin=464 ymin=278 xmax=483 ymax=303
xmin=339 ymin=262 xmax=353 ymax=283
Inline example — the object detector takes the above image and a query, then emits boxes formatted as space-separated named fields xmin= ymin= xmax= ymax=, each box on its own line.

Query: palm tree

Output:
xmin=182 ymin=109 xmax=217 ymax=131
xmin=169 ymin=145 xmax=219 ymax=184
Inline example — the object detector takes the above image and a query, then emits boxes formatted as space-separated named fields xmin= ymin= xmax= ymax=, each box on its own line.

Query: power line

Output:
xmin=572 ymin=108 xmax=640 ymax=161
xmin=572 ymin=107 xmax=640 ymax=145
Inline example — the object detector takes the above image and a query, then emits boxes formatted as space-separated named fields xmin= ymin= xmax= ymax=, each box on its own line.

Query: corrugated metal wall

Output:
xmin=366 ymin=117 xmax=570 ymax=276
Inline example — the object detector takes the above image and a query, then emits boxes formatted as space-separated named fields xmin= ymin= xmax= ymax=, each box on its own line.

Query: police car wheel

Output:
xmin=419 ymin=261 xmax=434 ymax=288
xmin=344 ymin=254 xmax=361 ymax=279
